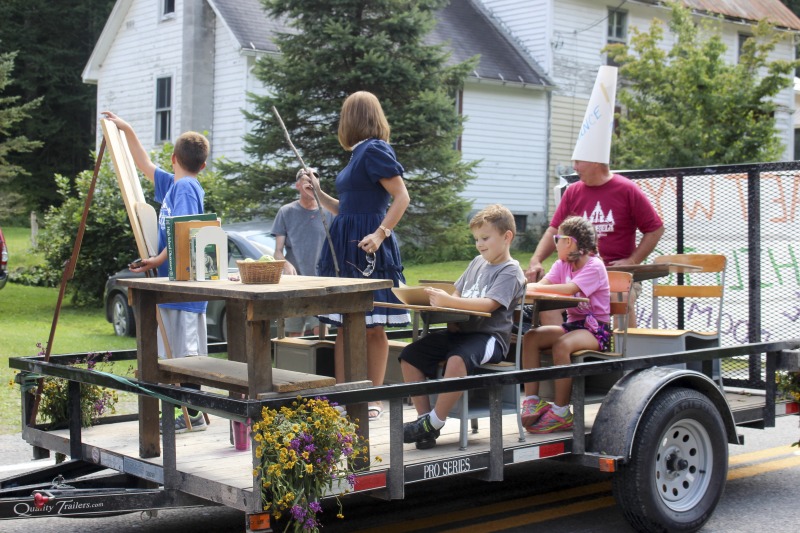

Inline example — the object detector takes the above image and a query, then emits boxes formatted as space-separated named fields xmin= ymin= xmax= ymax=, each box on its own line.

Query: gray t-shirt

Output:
xmin=271 ymin=201 xmax=333 ymax=276
xmin=455 ymin=256 xmax=526 ymax=356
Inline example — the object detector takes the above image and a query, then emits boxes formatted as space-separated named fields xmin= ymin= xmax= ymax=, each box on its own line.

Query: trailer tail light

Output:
xmin=599 ymin=457 xmax=617 ymax=472
xmin=248 ymin=512 xmax=272 ymax=532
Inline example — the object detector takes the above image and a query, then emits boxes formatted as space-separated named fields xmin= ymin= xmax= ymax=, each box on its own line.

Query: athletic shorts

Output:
xmin=399 ymin=330 xmax=504 ymax=379
xmin=562 ymin=319 xmax=612 ymax=352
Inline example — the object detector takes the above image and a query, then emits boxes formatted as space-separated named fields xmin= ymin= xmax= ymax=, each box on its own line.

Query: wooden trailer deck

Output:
xmin=19 ymin=390 xmax=772 ymax=511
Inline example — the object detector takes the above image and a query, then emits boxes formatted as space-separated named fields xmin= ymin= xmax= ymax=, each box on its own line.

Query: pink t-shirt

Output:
xmin=551 ymin=174 xmax=663 ymax=264
xmin=544 ymin=256 xmax=610 ymax=323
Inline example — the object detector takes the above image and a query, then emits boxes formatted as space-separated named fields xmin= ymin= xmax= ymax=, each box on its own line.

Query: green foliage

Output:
xmin=38 ymin=157 xmax=137 ymax=305
xmin=219 ymin=0 xmax=478 ymax=259
xmin=0 ymin=0 xmax=117 ymax=217
xmin=0 ymin=50 xmax=43 ymax=222
xmin=606 ymin=1 xmax=798 ymax=169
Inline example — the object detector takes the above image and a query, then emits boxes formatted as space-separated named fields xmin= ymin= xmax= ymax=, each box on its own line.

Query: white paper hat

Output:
xmin=571 ymin=66 xmax=618 ymax=164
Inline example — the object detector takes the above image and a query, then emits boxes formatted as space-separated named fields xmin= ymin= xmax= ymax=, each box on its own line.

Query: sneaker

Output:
xmin=403 ymin=414 xmax=440 ymax=446
xmin=521 ymin=398 xmax=551 ymax=428
xmin=526 ymin=409 xmax=573 ymax=434
xmin=161 ymin=408 xmax=207 ymax=434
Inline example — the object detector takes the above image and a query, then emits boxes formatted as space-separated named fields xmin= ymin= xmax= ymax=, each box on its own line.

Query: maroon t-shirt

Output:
xmin=551 ymin=174 xmax=663 ymax=264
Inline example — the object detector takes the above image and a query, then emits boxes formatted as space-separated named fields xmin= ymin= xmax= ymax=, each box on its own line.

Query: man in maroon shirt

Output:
xmin=526 ymin=160 xmax=664 ymax=327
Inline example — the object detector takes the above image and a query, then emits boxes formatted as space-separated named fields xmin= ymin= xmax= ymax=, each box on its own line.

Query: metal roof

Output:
xmin=637 ymin=0 xmax=800 ymax=31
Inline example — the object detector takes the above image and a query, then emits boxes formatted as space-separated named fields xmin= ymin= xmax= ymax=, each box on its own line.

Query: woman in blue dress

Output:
xmin=303 ymin=91 xmax=411 ymax=421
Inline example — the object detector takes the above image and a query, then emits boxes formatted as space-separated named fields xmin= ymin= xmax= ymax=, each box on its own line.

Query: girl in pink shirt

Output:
xmin=521 ymin=216 xmax=610 ymax=433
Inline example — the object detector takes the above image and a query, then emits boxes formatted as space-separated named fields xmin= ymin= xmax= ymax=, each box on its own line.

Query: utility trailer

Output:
xmin=3 ymin=339 xmax=798 ymax=532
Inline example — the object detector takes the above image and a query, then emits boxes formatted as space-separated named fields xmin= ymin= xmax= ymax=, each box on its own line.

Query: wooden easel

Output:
xmin=100 ymin=119 xmax=197 ymax=430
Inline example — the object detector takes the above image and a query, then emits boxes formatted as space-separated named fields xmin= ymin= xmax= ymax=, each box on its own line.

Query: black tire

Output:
xmin=612 ymin=387 xmax=728 ymax=533
xmin=110 ymin=292 xmax=135 ymax=337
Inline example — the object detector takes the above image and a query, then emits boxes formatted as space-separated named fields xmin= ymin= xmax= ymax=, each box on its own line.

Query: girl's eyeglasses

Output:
xmin=346 ymin=242 xmax=376 ymax=277
xmin=553 ymin=234 xmax=574 ymax=245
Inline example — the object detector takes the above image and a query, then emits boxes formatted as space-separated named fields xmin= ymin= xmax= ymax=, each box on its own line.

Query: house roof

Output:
xmin=84 ymin=0 xmax=550 ymax=88
xmin=430 ymin=0 xmax=550 ymax=87
xmin=637 ymin=0 xmax=800 ymax=31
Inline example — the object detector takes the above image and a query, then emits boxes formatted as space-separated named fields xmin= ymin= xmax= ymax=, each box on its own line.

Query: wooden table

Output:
xmin=120 ymin=275 xmax=391 ymax=458
xmin=524 ymin=290 xmax=589 ymax=327
xmin=607 ymin=262 xmax=701 ymax=283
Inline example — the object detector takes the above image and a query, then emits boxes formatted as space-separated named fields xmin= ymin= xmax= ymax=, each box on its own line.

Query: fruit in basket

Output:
xmin=243 ymin=258 xmax=255 ymax=262
xmin=258 ymin=255 xmax=275 ymax=262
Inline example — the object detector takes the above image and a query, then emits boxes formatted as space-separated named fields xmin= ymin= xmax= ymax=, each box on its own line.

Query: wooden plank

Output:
xmin=248 ymin=292 xmax=377 ymax=321
xmin=157 ymin=357 xmax=335 ymax=393
xmin=118 ymin=275 xmax=391 ymax=300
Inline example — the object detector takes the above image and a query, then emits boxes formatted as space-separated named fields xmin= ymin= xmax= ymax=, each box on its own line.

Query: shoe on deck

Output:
xmin=161 ymin=408 xmax=207 ymax=434
xmin=403 ymin=414 xmax=440 ymax=446
xmin=521 ymin=398 xmax=551 ymax=428
xmin=526 ymin=409 xmax=573 ymax=434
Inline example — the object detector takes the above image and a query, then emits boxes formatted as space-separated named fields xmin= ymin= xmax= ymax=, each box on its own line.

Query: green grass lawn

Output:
xmin=0 ymin=226 xmax=539 ymax=435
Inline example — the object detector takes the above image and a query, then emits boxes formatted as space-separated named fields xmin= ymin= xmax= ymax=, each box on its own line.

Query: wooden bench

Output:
xmin=158 ymin=356 xmax=335 ymax=396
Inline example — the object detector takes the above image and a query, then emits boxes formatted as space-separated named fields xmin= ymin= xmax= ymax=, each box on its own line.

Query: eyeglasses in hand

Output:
xmin=346 ymin=241 xmax=376 ymax=277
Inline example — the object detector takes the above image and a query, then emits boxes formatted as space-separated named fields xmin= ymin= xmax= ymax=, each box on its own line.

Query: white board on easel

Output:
xmin=100 ymin=119 xmax=152 ymax=262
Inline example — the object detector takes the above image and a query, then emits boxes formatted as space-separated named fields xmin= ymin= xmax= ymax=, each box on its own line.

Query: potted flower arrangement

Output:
xmin=31 ymin=345 xmax=122 ymax=429
xmin=252 ymin=396 xmax=380 ymax=532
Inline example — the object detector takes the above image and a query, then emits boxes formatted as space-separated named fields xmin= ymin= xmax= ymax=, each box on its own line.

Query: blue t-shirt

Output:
xmin=154 ymin=168 xmax=207 ymax=314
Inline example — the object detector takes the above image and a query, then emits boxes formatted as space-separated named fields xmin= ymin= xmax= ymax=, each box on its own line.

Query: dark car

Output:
xmin=104 ymin=221 xmax=276 ymax=340
xmin=0 ymin=226 xmax=8 ymax=290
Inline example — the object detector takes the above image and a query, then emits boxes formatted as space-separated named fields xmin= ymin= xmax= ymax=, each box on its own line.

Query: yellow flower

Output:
xmin=305 ymin=464 xmax=313 ymax=474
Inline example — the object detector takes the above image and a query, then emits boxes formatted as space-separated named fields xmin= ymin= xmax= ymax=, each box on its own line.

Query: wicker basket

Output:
xmin=236 ymin=260 xmax=285 ymax=284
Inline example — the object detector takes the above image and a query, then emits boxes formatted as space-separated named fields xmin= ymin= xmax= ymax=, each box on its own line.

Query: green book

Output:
xmin=165 ymin=212 xmax=217 ymax=280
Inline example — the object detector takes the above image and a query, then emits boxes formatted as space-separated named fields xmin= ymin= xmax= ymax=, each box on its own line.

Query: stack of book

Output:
xmin=165 ymin=213 xmax=221 ymax=281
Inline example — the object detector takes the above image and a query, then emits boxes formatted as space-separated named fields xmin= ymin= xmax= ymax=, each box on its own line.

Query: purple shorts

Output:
xmin=562 ymin=319 xmax=612 ymax=352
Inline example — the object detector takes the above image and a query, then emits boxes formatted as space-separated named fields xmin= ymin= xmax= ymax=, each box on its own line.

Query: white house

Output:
xmin=84 ymin=0 xmax=800 ymax=225
xmin=479 ymin=0 xmax=800 ymax=211
xmin=83 ymin=0 xmax=552 ymax=226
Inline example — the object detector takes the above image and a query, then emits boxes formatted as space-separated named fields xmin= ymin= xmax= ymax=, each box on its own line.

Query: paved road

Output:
xmin=1 ymin=416 xmax=798 ymax=532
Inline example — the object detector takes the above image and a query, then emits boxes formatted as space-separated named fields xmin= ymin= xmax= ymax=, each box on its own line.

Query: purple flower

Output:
xmin=309 ymin=501 xmax=322 ymax=513
xmin=290 ymin=505 xmax=306 ymax=520
xmin=304 ymin=444 xmax=316 ymax=453
xmin=290 ymin=438 xmax=301 ymax=451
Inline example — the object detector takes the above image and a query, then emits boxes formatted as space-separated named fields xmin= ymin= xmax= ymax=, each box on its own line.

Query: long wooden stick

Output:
xmin=271 ymin=106 xmax=340 ymax=277
xmin=29 ymin=139 xmax=106 ymax=426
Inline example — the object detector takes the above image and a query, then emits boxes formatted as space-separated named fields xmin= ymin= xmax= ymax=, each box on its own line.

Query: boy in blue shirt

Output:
xmin=400 ymin=204 xmax=526 ymax=449
xmin=102 ymin=111 xmax=210 ymax=433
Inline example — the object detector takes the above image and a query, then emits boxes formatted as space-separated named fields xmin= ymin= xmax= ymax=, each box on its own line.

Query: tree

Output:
xmin=0 ymin=50 xmax=42 ymax=220
xmin=0 ymin=0 xmax=116 ymax=220
xmin=219 ymin=0 xmax=479 ymax=261
xmin=606 ymin=2 xmax=798 ymax=169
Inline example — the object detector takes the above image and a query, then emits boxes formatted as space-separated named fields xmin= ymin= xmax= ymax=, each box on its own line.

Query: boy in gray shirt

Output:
xmin=400 ymin=204 xmax=526 ymax=449
xmin=272 ymin=168 xmax=334 ymax=335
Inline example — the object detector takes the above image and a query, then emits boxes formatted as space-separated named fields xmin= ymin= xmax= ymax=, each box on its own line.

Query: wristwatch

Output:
xmin=379 ymin=225 xmax=392 ymax=238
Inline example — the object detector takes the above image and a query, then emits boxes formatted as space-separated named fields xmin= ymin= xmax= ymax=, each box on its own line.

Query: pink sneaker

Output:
xmin=526 ymin=409 xmax=573 ymax=434
xmin=521 ymin=398 xmax=551 ymax=428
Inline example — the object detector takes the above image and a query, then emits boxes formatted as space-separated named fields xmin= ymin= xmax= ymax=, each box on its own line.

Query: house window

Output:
xmin=155 ymin=77 xmax=172 ymax=143
xmin=607 ymin=9 xmax=628 ymax=66
xmin=162 ymin=0 xmax=175 ymax=16
xmin=738 ymin=33 xmax=752 ymax=62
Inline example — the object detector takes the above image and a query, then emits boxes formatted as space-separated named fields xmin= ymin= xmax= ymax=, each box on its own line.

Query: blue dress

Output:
xmin=317 ymin=139 xmax=411 ymax=328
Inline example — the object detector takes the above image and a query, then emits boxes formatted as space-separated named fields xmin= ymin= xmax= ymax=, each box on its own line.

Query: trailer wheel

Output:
xmin=612 ymin=387 xmax=728 ymax=533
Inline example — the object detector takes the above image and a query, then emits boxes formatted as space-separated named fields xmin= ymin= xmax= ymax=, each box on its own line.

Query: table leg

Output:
xmin=342 ymin=308 xmax=369 ymax=460
xmin=132 ymin=289 xmax=160 ymax=458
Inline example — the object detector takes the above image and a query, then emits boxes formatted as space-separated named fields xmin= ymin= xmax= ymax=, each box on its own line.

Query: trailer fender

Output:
xmin=588 ymin=367 xmax=738 ymax=460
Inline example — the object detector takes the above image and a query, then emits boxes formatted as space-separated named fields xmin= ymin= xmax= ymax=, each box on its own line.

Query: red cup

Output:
xmin=232 ymin=420 xmax=251 ymax=451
